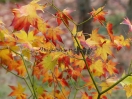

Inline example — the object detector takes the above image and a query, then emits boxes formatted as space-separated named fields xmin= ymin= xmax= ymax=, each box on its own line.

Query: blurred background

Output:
xmin=0 ymin=0 xmax=132 ymax=99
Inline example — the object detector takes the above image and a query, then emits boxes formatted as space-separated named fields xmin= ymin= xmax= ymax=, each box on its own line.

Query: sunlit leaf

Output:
xmin=11 ymin=0 xmax=47 ymax=32
xmin=9 ymin=83 xmax=27 ymax=99
xmin=90 ymin=6 xmax=107 ymax=24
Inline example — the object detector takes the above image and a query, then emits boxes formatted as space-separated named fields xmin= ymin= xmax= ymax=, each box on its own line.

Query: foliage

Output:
xmin=0 ymin=0 xmax=132 ymax=99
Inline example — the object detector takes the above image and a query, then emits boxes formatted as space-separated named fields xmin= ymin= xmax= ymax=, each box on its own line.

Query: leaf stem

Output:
xmin=10 ymin=49 xmax=37 ymax=99
xmin=98 ymin=72 xmax=132 ymax=99
xmin=61 ymin=18 xmax=100 ymax=94
xmin=1 ymin=65 xmax=34 ymax=97
xmin=51 ymin=71 xmax=67 ymax=99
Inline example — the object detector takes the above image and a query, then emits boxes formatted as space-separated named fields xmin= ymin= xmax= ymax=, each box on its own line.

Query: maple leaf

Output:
xmin=0 ymin=49 xmax=12 ymax=61
xmin=90 ymin=59 xmax=104 ymax=76
xmin=72 ymin=54 xmax=92 ymax=70
xmin=90 ymin=6 xmax=107 ymax=24
xmin=95 ymin=40 xmax=113 ymax=60
xmin=38 ymin=91 xmax=54 ymax=99
xmin=106 ymin=23 xmax=114 ymax=43
xmin=15 ymin=60 xmax=27 ymax=77
xmin=14 ymin=30 xmax=36 ymax=42
xmin=72 ymin=28 xmax=85 ymax=49
xmin=120 ymin=74 xmax=132 ymax=86
xmin=41 ymin=54 xmax=57 ymax=70
xmin=81 ymin=92 xmax=92 ymax=99
xmin=82 ymin=77 xmax=96 ymax=90
xmin=120 ymin=17 xmax=132 ymax=32
xmin=85 ymin=29 xmax=104 ymax=48
xmin=9 ymin=83 xmax=27 ymax=99
xmin=114 ymin=35 xmax=130 ymax=50
xmin=124 ymin=84 xmax=132 ymax=98
xmin=90 ymin=29 xmax=104 ymax=42
xmin=58 ymin=54 xmax=70 ymax=68
xmin=42 ymin=67 xmax=69 ymax=87
xmin=22 ymin=48 xmax=31 ymax=60
xmin=67 ymin=66 xmax=82 ymax=81
xmin=42 ymin=71 xmax=53 ymax=84
xmin=33 ymin=66 xmax=43 ymax=79
xmin=11 ymin=0 xmax=46 ymax=32
xmin=104 ymin=60 xmax=118 ymax=75
xmin=121 ymin=76 xmax=132 ymax=98
xmin=100 ymin=78 xmax=117 ymax=94
xmin=45 ymin=27 xmax=63 ymax=45
xmin=55 ymin=9 xmax=73 ymax=26
xmin=14 ymin=30 xmax=38 ymax=49
xmin=0 ymin=28 xmax=16 ymax=47
xmin=37 ymin=19 xmax=50 ymax=33
xmin=55 ymin=89 xmax=70 ymax=99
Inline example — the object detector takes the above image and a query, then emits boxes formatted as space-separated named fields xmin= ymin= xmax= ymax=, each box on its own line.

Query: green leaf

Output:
xmin=42 ymin=54 xmax=57 ymax=70
xmin=35 ymin=86 xmax=44 ymax=96
xmin=120 ymin=72 xmax=132 ymax=86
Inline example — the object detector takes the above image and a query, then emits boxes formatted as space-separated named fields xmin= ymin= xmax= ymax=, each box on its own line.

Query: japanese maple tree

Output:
xmin=0 ymin=0 xmax=132 ymax=99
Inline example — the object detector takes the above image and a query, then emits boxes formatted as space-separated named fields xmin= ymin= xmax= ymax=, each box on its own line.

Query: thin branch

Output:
xmin=60 ymin=18 xmax=100 ymax=94
xmin=97 ymin=72 xmax=132 ymax=99
xmin=51 ymin=71 xmax=67 ymax=99
xmin=9 ymin=49 xmax=37 ymax=99
xmin=1 ymin=65 xmax=34 ymax=97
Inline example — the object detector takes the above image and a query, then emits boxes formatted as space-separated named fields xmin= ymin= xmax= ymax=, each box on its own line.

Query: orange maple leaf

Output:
xmin=55 ymin=9 xmax=73 ymax=26
xmin=90 ymin=6 xmax=107 ymax=24
xmin=55 ymin=89 xmax=70 ymax=99
xmin=11 ymin=0 xmax=46 ymax=32
xmin=106 ymin=23 xmax=114 ymax=43
xmin=15 ymin=60 xmax=27 ymax=77
xmin=9 ymin=83 xmax=27 ymax=99
xmin=81 ymin=92 xmax=92 ymax=99
xmin=45 ymin=27 xmax=63 ymax=45
xmin=104 ymin=60 xmax=118 ymax=75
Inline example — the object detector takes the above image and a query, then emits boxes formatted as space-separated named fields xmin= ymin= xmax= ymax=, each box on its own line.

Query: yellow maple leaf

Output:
xmin=37 ymin=19 xmax=50 ymax=33
xmin=124 ymin=84 xmax=132 ymax=98
xmin=14 ymin=30 xmax=38 ymax=49
xmin=0 ymin=49 xmax=12 ymax=61
xmin=22 ymin=48 xmax=31 ymax=60
xmin=100 ymin=78 xmax=117 ymax=94
xmin=86 ymin=29 xmax=104 ymax=48
xmin=15 ymin=30 xmax=36 ymax=42
xmin=90 ymin=59 xmax=104 ymax=76
xmin=90 ymin=29 xmax=104 ymax=42
xmin=95 ymin=40 xmax=113 ymax=60
xmin=114 ymin=35 xmax=130 ymax=50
